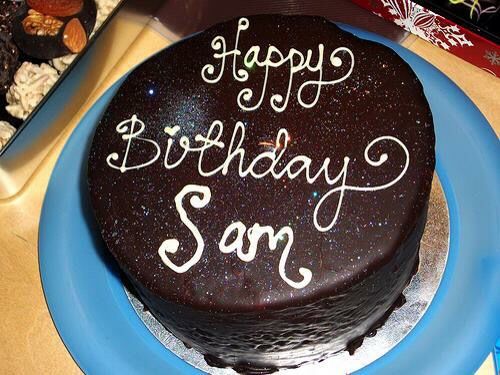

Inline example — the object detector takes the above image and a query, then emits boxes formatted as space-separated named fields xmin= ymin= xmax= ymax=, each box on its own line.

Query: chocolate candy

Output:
xmin=12 ymin=0 xmax=96 ymax=59
xmin=0 ymin=32 xmax=19 ymax=95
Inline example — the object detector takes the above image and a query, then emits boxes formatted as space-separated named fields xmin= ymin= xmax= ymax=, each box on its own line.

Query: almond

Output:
xmin=27 ymin=0 xmax=83 ymax=17
xmin=63 ymin=18 xmax=86 ymax=53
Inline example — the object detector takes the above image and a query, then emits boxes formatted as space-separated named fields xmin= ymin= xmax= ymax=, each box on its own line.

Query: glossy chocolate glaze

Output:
xmin=88 ymin=15 xmax=435 ymax=372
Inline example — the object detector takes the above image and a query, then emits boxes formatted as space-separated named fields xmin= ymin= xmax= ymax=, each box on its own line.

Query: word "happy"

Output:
xmin=201 ymin=17 xmax=355 ymax=113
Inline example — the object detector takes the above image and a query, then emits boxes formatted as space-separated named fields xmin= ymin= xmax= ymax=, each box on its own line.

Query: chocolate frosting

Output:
xmin=88 ymin=15 xmax=434 ymax=371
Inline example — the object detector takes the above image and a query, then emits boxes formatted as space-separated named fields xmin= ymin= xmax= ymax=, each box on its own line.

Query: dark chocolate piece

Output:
xmin=0 ymin=0 xmax=25 ymax=37
xmin=88 ymin=15 xmax=435 ymax=372
xmin=12 ymin=0 xmax=96 ymax=59
xmin=0 ymin=32 xmax=19 ymax=95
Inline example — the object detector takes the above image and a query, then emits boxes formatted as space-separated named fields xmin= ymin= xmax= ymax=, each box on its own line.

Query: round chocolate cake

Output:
xmin=88 ymin=15 xmax=435 ymax=373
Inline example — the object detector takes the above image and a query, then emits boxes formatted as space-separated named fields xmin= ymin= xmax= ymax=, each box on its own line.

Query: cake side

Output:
xmin=87 ymin=14 xmax=435 ymax=373
xmin=123 ymin=205 xmax=426 ymax=372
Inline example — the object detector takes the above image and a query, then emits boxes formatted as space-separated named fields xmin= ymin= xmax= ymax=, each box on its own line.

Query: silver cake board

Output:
xmin=126 ymin=175 xmax=449 ymax=374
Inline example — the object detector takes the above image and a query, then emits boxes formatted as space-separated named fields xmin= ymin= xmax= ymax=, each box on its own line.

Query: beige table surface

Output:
xmin=0 ymin=20 xmax=498 ymax=375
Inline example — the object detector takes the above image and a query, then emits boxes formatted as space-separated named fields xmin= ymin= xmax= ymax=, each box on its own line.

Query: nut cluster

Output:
xmin=22 ymin=9 xmax=64 ymax=37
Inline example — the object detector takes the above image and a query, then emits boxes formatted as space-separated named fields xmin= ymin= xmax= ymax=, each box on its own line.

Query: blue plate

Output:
xmin=39 ymin=25 xmax=500 ymax=375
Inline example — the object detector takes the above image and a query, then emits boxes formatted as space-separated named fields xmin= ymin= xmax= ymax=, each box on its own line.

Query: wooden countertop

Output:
xmin=0 ymin=23 xmax=498 ymax=375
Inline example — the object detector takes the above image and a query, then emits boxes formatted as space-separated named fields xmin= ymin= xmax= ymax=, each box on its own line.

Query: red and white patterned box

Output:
xmin=351 ymin=0 xmax=500 ymax=76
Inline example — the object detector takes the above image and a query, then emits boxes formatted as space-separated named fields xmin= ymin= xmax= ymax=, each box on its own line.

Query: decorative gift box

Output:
xmin=351 ymin=0 xmax=500 ymax=76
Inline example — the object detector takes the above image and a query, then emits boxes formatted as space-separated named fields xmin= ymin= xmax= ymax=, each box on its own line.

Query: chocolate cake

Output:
xmin=88 ymin=15 xmax=435 ymax=373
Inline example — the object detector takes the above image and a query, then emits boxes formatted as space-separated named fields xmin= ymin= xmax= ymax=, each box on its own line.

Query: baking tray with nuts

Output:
xmin=0 ymin=0 xmax=122 ymax=153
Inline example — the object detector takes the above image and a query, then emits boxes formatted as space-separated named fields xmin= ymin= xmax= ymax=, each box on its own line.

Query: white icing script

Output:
xmin=158 ymin=185 xmax=211 ymax=273
xmin=158 ymin=185 xmax=312 ymax=289
xmin=106 ymin=115 xmax=160 ymax=173
xmin=201 ymin=17 xmax=355 ymax=112
xmin=106 ymin=116 xmax=409 ymax=289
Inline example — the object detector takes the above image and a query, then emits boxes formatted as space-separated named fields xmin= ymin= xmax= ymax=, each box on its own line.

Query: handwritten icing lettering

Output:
xmin=107 ymin=116 xmax=410 ymax=289
xmin=247 ymin=224 xmax=311 ymax=289
xmin=158 ymin=185 xmax=211 ymax=273
xmin=201 ymin=17 xmax=354 ymax=112
xmin=106 ymin=115 xmax=161 ymax=173
xmin=159 ymin=191 xmax=311 ymax=289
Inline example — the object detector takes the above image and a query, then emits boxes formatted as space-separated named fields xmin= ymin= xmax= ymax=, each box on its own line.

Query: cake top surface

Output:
xmin=88 ymin=14 xmax=434 ymax=312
